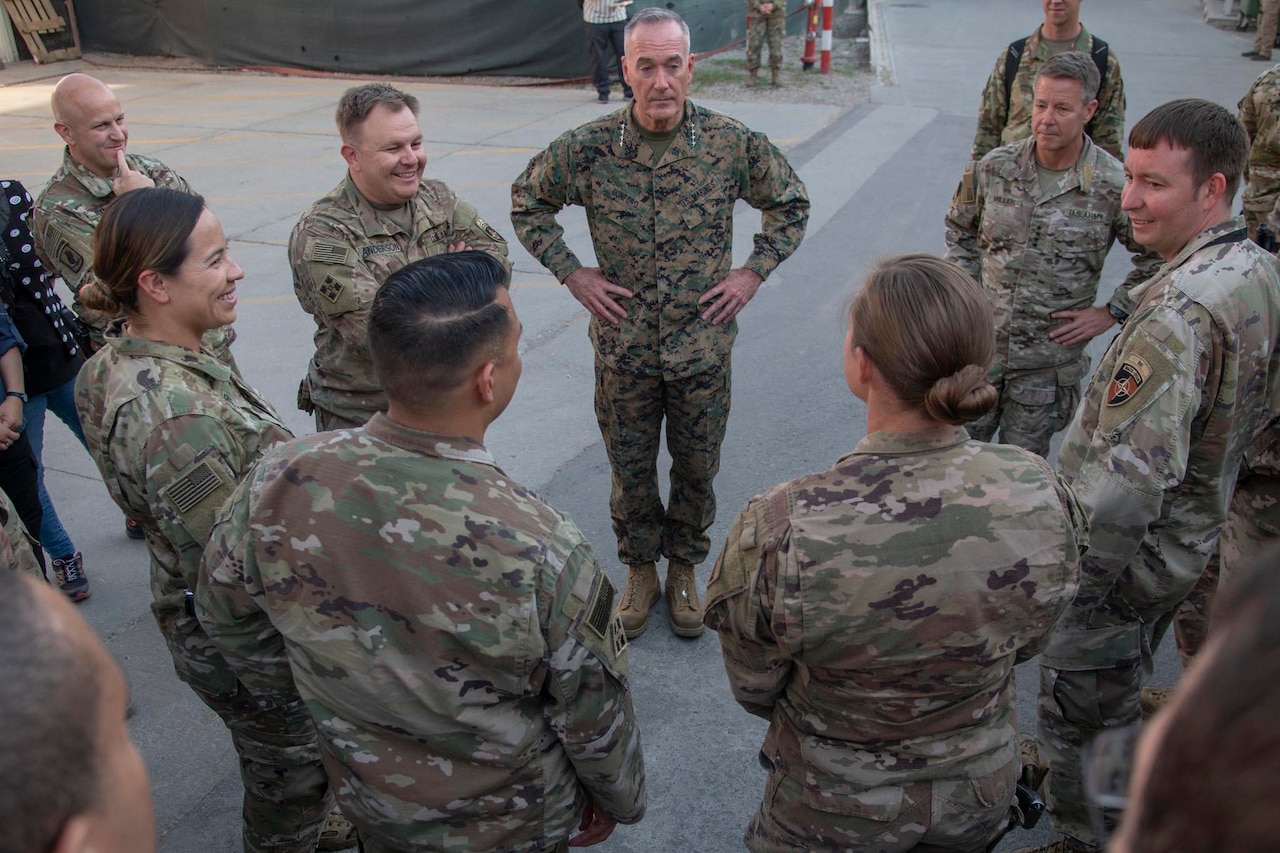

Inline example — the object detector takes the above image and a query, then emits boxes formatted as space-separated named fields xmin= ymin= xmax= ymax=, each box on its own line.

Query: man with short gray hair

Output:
xmin=946 ymin=51 xmax=1159 ymax=456
xmin=291 ymin=82 xmax=511 ymax=431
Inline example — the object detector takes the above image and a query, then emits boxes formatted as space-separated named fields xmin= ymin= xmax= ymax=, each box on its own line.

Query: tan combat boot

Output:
xmin=618 ymin=563 xmax=660 ymax=639
xmin=665 ymin=561 xmax=705 ymax=638
xmin=747 ymin=68 xmax=758 ymax=87
xmin=316 ymin=807 xmax=359 ymax=851
xmin=771 ymin=68 xmax=781 ymax=87
xmin=1140 ymin=685 xmax=1173 ymax=719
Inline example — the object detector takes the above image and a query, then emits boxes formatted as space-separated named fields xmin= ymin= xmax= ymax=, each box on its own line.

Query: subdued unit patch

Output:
xmin=166 ymin=458 xmax=226 ymax=512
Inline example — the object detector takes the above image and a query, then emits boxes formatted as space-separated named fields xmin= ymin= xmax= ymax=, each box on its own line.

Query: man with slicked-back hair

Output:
xmin=200 ymin=251 xmax=646 ymax=852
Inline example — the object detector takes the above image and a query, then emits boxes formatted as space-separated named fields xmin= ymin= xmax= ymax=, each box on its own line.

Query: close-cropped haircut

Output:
xmin=88 ymin=187 xmax=206 ymax=315
xmin=1128 ymin=98 xmax=1249 ymax=199
xmin=368 ymin=251 xmax=512 ymax=405
xmin=1035 ymin=51 xmax=1100 ymax=104
xmin=626 ymin=7 xmax=691 ymax=52
xmin=0 ymin=572 xmax=101 ymax=853
xmin=850 ymin=254 xmax=997 ymax=425
xmin=335 ymin=83 xmax=420 ymax=144
xmin=1121 ymin=544 xmax=1280 ymax=852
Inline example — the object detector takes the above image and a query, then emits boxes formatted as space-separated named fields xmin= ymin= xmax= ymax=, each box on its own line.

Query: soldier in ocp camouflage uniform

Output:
xmin=0 ymin=487 xmax=44 ymax=579
xmin=75 ymin=189 xmax=346 ymax=853
xmin=971 ymin=1 xmax=1125 ymax=162
xmin=511 ymin=8 xmax=808 ymax=640
xmin=746 ymin=0 xmax=785 ymax=87
xmin=1030 ymin=100 xmax=1280 ymax=853
xmin=707 ymin=254 xmax=1085 ymax=853
xmin=32 ymin=73 xmax=234 ymax=363
xmin=1238 ymin=62 xmax=1280 ymax=241
xmin=199 ymin=253 xmax=646 ymax=853
xmin=291 ymin=83 xmax=510 ymax=431
xmin=946 ymin=52 xmax=1160 ymax=457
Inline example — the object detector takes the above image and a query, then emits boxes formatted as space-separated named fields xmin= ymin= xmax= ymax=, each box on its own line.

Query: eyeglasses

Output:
xmin=1082 ymin=723 xmax=1143 ymax=843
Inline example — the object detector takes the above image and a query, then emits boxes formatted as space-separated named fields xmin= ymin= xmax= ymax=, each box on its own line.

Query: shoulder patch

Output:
xmin=574 ymin=570 xmax=628 ymax=669
xmin=1105 ymin=354 xmax=1152 ymax=407
xmin=958 ymin=163 xmax=977 ymax=206
xmin=166 ymin=456 xmax=227 ymax=512
xmin=56 ymin=238 xmax=84 ymax=274
xmin=308 ymin=263 xmax=358 ymax=316
xmin=473 ymin=216 xmax=506 ymax=244
xmin=308 ymin=242 xmax=352 ymax=265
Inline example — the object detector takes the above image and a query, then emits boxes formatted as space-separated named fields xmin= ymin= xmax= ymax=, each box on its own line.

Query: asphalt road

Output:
xmin=0 ymin=0 xmax=1265 ymax=849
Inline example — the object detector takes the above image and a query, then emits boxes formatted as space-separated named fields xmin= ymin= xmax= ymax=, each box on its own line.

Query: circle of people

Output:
xmin=2 ymin=4 xmax=1277 ymax=853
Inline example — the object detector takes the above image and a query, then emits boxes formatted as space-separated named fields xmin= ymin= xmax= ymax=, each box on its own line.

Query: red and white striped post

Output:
xmin=819 ymin=0 xmax=834 ymax=74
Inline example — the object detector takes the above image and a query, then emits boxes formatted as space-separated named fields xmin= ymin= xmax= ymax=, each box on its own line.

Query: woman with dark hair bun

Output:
xmin=74 ymin=187 xmax=356 ymax=851
xmin=706 ymin=254 xmax=1088 ymax=852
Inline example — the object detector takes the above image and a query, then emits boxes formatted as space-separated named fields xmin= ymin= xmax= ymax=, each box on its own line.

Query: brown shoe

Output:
xmin=665 ymin=561 xmax=705 ymax=638
xmin=618 ymin=563 xmax=660 ymax=639
xmin=1140 ymin=685 xmax=1173 ymax=719
xmin=771 ymin=68 xmax=782 ymax=87
xmin=746 ymin=68 xmax=758 ymax=87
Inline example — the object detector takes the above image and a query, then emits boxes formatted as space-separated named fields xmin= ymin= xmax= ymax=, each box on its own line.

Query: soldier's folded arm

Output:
xmin=447 ymin=197 xmax=512 ymax=273
xmin=743 ymin=132 xmax=810 ymax=282
xmin=943 ymin=161 xmax=985 ymax=280
xmin=195 ymin=466 xmax=301 ymax=706
xmin=1067 ymin=310 xmax=1206 ymax=604
xmin=511 ymin=138 xmax=585 ymax=285
xmin=290 ymin=221 xmax=378 ymax=344
xmin=705 ymin=502 xmax=792 ymax=720
xmin=543 ymin=532 xmax=646 ymax=825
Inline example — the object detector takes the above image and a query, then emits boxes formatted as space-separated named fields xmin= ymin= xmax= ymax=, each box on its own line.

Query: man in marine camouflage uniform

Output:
xmin=745 ymin=0 xmax=785 ymax=88
xmin=199 ymin=252 xmax=646 ymax=853
xmin=972 ymin=0 xmax=1126 ymax=162
xmin=32 ymin=74 xmax=233 ymax=364
xmin=510 ymin=7 xmax=809 ymax=640
xmin=1021 ymin=99 xmax=1280 ymax=853
xmin=946 ymin=52 xmax=1159 ymax=457
xmin=290 ymin=83 xmax=510 ymax=431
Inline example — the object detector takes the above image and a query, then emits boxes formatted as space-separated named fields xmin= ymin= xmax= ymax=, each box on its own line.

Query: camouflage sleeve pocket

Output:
xmin=158 ymin=446 xmax=238 ymax=546
xmin=305 ymin=241 xmax=359 ymax=317
xmin=568 ymin=568 xmax=630 ymax=683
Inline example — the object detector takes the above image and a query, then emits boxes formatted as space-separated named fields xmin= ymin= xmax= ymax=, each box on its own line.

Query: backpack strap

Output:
xmin=1085 ymin=36 xmax=1109 ymax=139
xmin=1003 ymin=37 xmax=1028 ymax=110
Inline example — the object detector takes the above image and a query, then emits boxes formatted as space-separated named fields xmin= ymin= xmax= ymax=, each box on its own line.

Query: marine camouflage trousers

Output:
xmin=594 ymin=359 xmax=731 ymax=567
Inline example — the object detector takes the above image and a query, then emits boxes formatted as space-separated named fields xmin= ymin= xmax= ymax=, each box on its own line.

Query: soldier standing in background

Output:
xmin=199 ymin=252 xmax=646 ymax=853
xmin=946 ymin=52 xmax=1159 ymax=457
xmin=291 ymin=83 xmax=510 ymax=431
xmin=1237 ymin=61 xmax=1280 ymax=240
xmin=972 ymin=0 xmax=1126 ymax=162
xmin=1023 ymin=100 xmax=1280 ymax=853
xmin=746 ymin=0 xmax=786 ymax=87
xmin=511 ymin=7 xmax=808 ymax=641
xmin=32 ymin=74 xmax=234 ymax=366
xmin=1241 ymin=0 xmax=1280 ymax=61
xmin=707 ymin=255 xmax=1084 ymax=852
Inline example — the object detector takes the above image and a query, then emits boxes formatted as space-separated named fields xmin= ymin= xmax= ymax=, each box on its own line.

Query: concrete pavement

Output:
xmin=0 ymin=1 xmax=1268 ymax=849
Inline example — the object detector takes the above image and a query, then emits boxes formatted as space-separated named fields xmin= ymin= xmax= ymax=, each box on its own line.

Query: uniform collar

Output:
xmin=1028 ymin=22 xmax=1093 ymax=56
xmin=610 ymin=100 xmax=703 ymax=166
xmin=840 ymin=425 xmax=970 ymax=460
xmin=58 ymin=147 xmax=116 ymax=199
xmin=362 ymin=412 xmax=498 ymax=467
xmin=1130 ymin=217 xmax=1248 ymax=302
xmin=1009 ymin=135 xmax=1099 ymax=195
xmin=340 ymin=174 xmax=448 ymax=239
xmin=104 ymin=331 xmax=234 ymax=383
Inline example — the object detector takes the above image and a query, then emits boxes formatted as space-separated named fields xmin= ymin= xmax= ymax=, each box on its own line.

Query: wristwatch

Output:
xmin=5 ymin=390 xmax=27 ymax=403
xmin=1107 ymin=304 xmax=1129 ymax=325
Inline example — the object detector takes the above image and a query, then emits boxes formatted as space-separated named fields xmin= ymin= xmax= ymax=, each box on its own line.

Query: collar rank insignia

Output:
xmin=1106 ymin=354 xmax=1152 ymax=406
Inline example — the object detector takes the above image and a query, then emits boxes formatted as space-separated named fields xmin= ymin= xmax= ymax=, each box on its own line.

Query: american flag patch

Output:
xmin=309 ymin=242 xmax=351 ymax=264
xmin=166 ymin=460 xmax=223 ymax=513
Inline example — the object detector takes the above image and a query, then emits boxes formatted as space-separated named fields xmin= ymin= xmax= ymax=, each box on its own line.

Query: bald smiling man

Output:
xmin=31 ymin=74 xmax=234 ymax=363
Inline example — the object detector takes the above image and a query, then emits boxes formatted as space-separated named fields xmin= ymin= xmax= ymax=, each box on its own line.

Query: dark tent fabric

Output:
xmin=75 ymin=1 xmax=767 ymax=79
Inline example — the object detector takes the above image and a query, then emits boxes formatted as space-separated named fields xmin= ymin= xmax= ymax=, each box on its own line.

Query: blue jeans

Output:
xmin=25 ymin=377 xmax=87 ymax=560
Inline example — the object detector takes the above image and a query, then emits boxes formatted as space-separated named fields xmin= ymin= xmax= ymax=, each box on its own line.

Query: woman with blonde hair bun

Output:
xmin=706 ymin=253 xmax=1088 ymax=852
xmin=74 ymin=187 xmax=356 ymax=850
